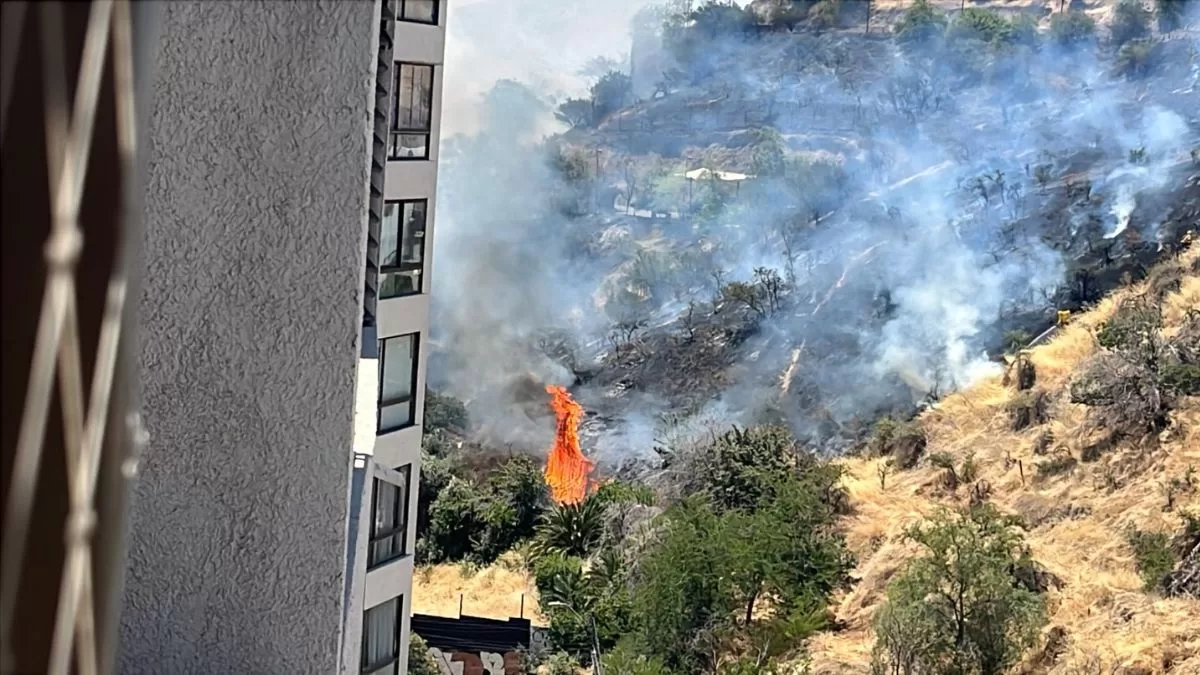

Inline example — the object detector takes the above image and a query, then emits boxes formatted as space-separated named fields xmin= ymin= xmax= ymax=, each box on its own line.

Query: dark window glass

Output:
xmin=380 ymin=200 xmax=427 ymax=298
xmin=361 ymin=597 xmax=402 ymax=675
xmin=378 ymin=334 xmax=417 ymax=433
xmin=395 ymin=0 xmax=437 ymax=25
xmin=369 ymin=468 xmax=411 ymax=567
xmin=390 ymin=63 xmax=433 ymax=160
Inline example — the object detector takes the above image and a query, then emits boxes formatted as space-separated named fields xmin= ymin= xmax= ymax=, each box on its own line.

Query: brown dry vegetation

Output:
xmin=810 ymin=245 xmax=1200 ymax=675
xmin=411 ymin=552 xmax=546 ymax=623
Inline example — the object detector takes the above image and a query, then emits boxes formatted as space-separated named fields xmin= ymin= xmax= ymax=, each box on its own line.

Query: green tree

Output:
xmin=871 ymin=505 xmax=1047 ymax=675
xmin=946 ymin=8 xmax=1013 ymax=44
xmin=1050 ymin=10 xmax=1097 ymax=46
xmin=895 ymin=0 xmax=948 ymax=47
xmin=423 ymin=388 xmax=469 ymax=433
xmin=1110 ymin=0 xmax=1151 ymax=46
xmin=473 ymin=456 xmax=549 ymax=562
xmin=626 ymin=473 xmax=852 ymax=672
xmin=590 ymin=70 xmax=632 ymax=121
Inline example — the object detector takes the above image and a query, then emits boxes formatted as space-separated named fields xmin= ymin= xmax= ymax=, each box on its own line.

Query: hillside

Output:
xmin=415 ymin=246 xmax=1199 ymax=672
xmin=809 ymin=246 xmax=1200 ymax=673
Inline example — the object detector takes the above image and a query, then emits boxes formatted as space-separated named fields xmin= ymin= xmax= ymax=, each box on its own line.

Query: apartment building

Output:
xmin=113 ymin=1 xmax=445 ymax=674
xmin=344 ymin=1 xmax=447 ymax=673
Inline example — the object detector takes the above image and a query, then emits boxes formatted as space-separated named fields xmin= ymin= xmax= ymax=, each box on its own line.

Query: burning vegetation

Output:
xmin=543 ymin=385 xmax=595 ymax=505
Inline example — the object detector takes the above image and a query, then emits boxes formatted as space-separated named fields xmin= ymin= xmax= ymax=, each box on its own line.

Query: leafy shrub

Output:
xmin=1004 ymin=330 xmax=1032 ymax=354
xmin=1007 ymin=389 xmax=1050 ymax=431
xmin=1050 ymin=11 xmax=1097 ymax=46
xmin=408 ymin=634 xmax=441 ymax=675
xmin=871 ymin=505 xmax=1047 ymax=675
xmin=1161 ymin=363 xmax=1200 ymax=395
xmin=895 ymin=0 xmax=948 ymax=47
xmin=555 ymin=97 xmax=594 ymax=128
xmin=590 ymin=70 xmax=631 ymax=121
xmin=1036 ymin=453 xmax=1078 ymax=479
xmin=869 ymin=417 xmax=927 ymax=469
xmin=1096 ymin=299 xmax=1162 ymax=351
xmin=1157 ymin=0 xmax=1189 ymax=31
xmin=1116 ymin=39 xmax=1163 ymax=78
xmin=947 ymin=8 xmax=1013 ymax=44
xmin=1127 ymin=528 xmax=1175 ymax=591
xmin=544 ymin=651 xmax=582 ymax=675
xmin=535 ymin=497 xmax=606 ymax=558
xmin=423 ymin=388 xmax=469 ymax=433
xmin=1110 ymin=0 xmax=1151 ymax=46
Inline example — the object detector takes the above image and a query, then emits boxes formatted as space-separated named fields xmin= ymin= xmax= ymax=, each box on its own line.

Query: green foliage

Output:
xmin=1111 ymin=0 xmax=1152 ymax=46
xmin=536 ymin=497 xmax=607 ymax=558
xmin=871 ymin=505 xmax=1047 ymax=675
xmin=1117 ymin=39 xmax=1163 ymax=78
xmin=590 ymin=70 xmax=632 ymax=121
xmin=626 ymin=473 xmax=852 ymax=673
xmin=602 ymin=642 xmax=673 ymax=675
xmin=544 ymin=651 xmax=582 ymax=675
xmin=1161 ymin=363 xmax=1200 ymax=395
xmin=593 ymin=479 xmax=657 ymax=507
xmin=895 ymin=0 xmax=948 ymax=47
xmin=1050 ymin=11 xmax=1097 ymax=46
xmin=698 ymin=425 xmax=796 ymax=511
xmin=407 ymin=634 xmax=441 ymax=675
xmin=1126 ymin=528 xmax=1175 ymax=591
xmin=947 ymin=8 xmax=1014 ymax=44
xmin=747 ymin=126 xmax=787 ymax=177
xmin=869 ymin=417 xmax=927 ymax=469
xmin=418 ymin=455 xmax=548 ymax=565
xmin=1003 ymin=330 xmax=1032 ymax=354
xmin=1157 ymin=0 xmax=1190 ymax=32
xmin=423 ymin=388 xmax=469 ymax=433
xmin=555 ymin=97 xmax=593 ymax=128
xmin=1096 ymin=300 xmax=1162 ymax=351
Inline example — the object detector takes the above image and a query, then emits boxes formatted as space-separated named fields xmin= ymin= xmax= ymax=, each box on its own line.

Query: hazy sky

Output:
xmin=441 ymin=0 xmax=657 ymax=136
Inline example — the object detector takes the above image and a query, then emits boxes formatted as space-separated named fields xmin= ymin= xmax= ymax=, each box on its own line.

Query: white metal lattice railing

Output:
xmin=0 ymin=2 xmax=142 ymax=674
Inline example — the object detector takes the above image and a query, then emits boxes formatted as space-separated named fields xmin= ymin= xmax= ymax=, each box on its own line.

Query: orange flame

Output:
xmin=543 ymin=385 xmax=594 ymax=505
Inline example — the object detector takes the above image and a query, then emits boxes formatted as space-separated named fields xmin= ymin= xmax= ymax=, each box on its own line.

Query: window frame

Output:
xmin=394 ymin=0 xmax=439 ymax=26
xmin=360 ymin=596 xmax=403 ymax=675
xmin=377 ymin=333 xmax=420 ymax=434
xmin=379 ymin=199 xmax=428 ymax=299
xmin=389 ymin=62 xmax=435 ymax=161
xmin=368 ymin=467 xmax=412 ymax=569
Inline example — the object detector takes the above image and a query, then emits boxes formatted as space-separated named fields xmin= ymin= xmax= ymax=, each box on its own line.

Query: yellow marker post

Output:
xmin=1057 ymin=310 xmax=1071 ymax=327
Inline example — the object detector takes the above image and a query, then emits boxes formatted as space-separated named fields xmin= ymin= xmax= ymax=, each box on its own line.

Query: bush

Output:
xmin=1116 ymin=39 xmax=1163 ymax=78
xmin=590 ymin=70 xmax=631 ymax=122
xmin=1036 ymin=452 xmax=1078 ymax=480
xmin=869 ymin=417 xmax=927 ymax=469
xmin=1157 ymin=0 xmax=1189 ymax=32
xmin=535 ymin=497 xmax=606 ymax=558
xmin=947 ymin=8 xmax=1013 ymax=44
xmin=1110 ymin=0 xmax=1152 ymax=46
xmin=408 ymin=634 xmax=441 ymax=675
xmin=1127 ymin=528 xmax=1175 ymax=591
xmin=1007 ymin=389 xmax=1050 ymax=431
xmin=1050 ymin=11 xmax=1097 ymax=46
xmin=1161 ymin=363 xmax=1200 ymax=395
xmin=423 ymin=388 xmax=469 ymax=433
xmin=871 ymin=505 xmax=1047 ymax=675
xmin=544 ymin=651 xmax=582 ymax=675
xmin=895 ymin=0 xmax=948 ymax=47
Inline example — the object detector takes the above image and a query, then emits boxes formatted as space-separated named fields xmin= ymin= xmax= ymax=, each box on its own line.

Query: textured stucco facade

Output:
xmin=121 ymin=1 xmax=378 ymax=673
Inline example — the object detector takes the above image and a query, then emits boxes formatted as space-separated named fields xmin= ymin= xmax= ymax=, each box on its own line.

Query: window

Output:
xmin=390 ymin=63 xmax=434 ymax=160
xmin=393 ymin=0 xmax=438 ymax=25
xmin=380 ymin=200 xmax=427 ymax=298
xmin=361 ymin=596 xmax=403 ymax=675
xmin=369 ymin=468 xmax=411 ymax=568
xmin=378 ymin=334 xmax=418 ymax=433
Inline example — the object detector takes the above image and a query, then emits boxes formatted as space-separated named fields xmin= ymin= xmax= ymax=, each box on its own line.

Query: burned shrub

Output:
xmin=869 ymin=417 xmax=927 ymax=470
xmin=1162 ymin=512 xmax=1199 ymax=598
xmin=1035 ymin=452 xmax=1077 ymax=481
xmin=1031 ymin=429 xmax=1055 ymax=455
xmin=1002 ymin=353 xmax=1037 ymax=390
xmin=1072 ymin=299 xmax=1181 ymax=440
xmin=1007 ymin=389 xmax=1050 ymax=431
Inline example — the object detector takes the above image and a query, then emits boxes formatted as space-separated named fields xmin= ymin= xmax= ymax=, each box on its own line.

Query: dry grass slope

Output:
xmin=810 ymin=245 xmax=1200 ymax=675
